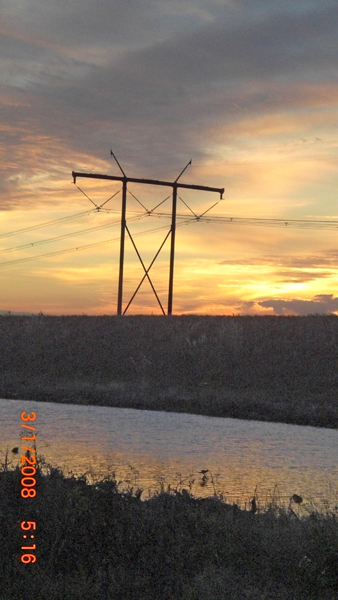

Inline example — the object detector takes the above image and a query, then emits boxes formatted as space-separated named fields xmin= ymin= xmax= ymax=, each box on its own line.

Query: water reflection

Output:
xmin=1 ymin=399 xmax=337 ymax=510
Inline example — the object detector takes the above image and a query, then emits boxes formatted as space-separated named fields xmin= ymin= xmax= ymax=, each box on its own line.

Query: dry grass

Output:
xmin=1 ymin=313 xmax=337 ymax=428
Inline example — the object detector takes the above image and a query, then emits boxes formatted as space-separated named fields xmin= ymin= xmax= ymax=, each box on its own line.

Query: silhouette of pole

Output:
xmin=117 ymin=178 xmax=127 ymax=315
xmin=72 ymin=166 xmax=224 ymax=315
xmin=168 ymin=184 xmax=177 ymax=316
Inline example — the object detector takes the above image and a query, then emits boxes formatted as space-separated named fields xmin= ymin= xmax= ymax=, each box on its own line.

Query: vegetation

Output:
xmin=0 ymin=314 xmax=337 ymax=428
xmin=1 ymin=453 xmax=338 ymax=600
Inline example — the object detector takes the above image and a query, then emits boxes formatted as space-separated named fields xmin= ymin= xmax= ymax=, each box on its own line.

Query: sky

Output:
xmin=1 ymin=0 xmax=338 ymax=316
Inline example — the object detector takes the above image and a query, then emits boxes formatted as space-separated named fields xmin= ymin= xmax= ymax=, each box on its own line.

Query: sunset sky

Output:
xmin=2 ymin=0 xmax=338 ymax=316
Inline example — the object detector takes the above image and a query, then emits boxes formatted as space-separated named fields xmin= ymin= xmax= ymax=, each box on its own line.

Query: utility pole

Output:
xmin=72 ymin=158 xmax=224 ymax=315
xmin=118 ymin=177 xmax=127 ymax=316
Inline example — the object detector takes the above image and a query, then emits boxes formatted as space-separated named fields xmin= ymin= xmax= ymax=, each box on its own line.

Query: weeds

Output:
xmin=1 ymin=457 xmax=338 ymax=600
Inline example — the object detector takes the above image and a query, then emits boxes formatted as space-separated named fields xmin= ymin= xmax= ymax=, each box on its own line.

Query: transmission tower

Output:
xmin=72 ymin=154 xmax=224 ymax=315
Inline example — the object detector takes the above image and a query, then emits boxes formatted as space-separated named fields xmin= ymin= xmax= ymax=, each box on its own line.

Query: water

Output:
xmin=1 ymin=398 xmax=337 ymax=510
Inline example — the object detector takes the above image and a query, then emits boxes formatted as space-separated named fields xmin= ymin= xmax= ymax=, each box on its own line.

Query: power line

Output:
xmin=146 ymin=212 xmax=338 ymax=230
xmin=1 ymin=210 xmax=337 ymax=266
xmin=0 ymin=209 xmax=100 ymax=239
xmin=1 ymin=208 xmax=336 ymax=262
xmin=73 ymin=160 xmax=224 ymax=315
xmin=0 ymin=220 xmax=193 ymax=267
xmin=200 ymin=216 xmax=338 ymax=230
xmin=0 ymin=214 xmax=143 ymax=255
xmin=1 ymin=202 xmax=336 ymax=244
xmin=0 ymin=187 xmax=138 ymax=242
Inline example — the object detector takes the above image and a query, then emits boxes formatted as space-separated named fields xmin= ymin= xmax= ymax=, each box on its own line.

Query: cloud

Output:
xmin=276 ymin=270 xmax=331 ymax=283
xmin=258 ymin=294 xmax=338 ymax=315
xmin=2 ymin=0 xmax=338 ymax=178
xmin=130 ymin=5 xmax=338 ymax=86
xmin=218 ymin=250 xmax=338 ymax=269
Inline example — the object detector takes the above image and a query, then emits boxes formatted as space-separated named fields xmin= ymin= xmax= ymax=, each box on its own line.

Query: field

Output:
xmin=0 ymin=314 xmax=337 ymax=428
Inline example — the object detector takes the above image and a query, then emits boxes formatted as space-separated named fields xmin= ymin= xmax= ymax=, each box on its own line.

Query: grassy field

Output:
xmin=0 ymin=314 xmax=337 ymax=428
xmin=1 ymin=454 xmax=338 ymax=600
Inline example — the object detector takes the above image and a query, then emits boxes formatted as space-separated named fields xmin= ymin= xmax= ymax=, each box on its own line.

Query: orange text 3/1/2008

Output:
xmin=20 ymin=411 xmax=37 ymax=564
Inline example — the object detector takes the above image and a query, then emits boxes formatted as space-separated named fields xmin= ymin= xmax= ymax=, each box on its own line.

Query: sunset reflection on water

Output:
xmin=2 ymin=399 xmax=337 ymax=511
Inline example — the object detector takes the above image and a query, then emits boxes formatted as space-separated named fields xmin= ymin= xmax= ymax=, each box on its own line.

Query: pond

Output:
xmin=1 ymin=398 xmax=337 ymax=511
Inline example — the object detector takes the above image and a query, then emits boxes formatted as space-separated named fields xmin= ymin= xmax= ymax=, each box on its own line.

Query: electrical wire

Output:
xmin=1 ymin=181 xmax=337 ymax=272
xmin=76 ymin=185 xmax=121 ymax=210
xmin=0 ymin=214 xmax=143 ymax=255
xmin=0 ymin=220 xmax=192 ymax=267
xmin=145 ymin=212 xmax=338 ymax=230
xmin=1 ymin=211 xmax=337 ymax=268
xmin=200 ymin=216 xmax=338 ymax=230
xmin=0 ymin=209 xmax=99 ymax=239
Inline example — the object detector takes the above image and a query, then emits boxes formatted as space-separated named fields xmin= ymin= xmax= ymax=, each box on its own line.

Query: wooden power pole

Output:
xmin=72 ymin=157 xmax=224 ymax=315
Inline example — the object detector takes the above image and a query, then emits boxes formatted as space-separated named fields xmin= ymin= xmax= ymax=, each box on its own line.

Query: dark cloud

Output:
xmin=3 ymin=0 xmax=173 ymax=50
xmin=219 ymin=250 xmax=338 ymax=269
xmin=276 ymin=271 xmax=331 ymax=283
xmin=2 ymin=0 xmax=338 ymax=167
xmin=1 ymin=0 xmax=338 ymax=214
xmin=124 ymin=5 xmax=338 ymax=88
xmin=258 ymin=294 xmax=338 ymax=315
